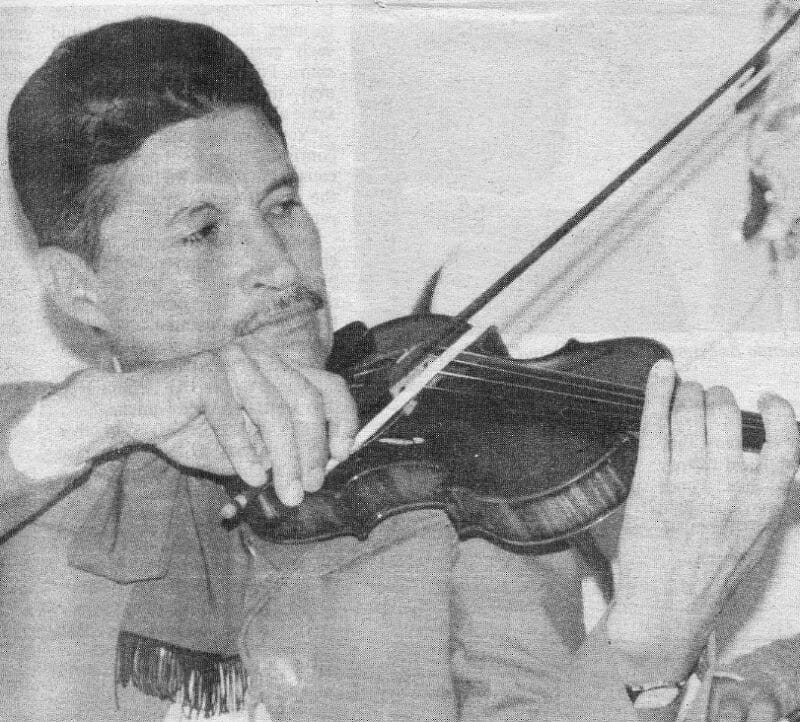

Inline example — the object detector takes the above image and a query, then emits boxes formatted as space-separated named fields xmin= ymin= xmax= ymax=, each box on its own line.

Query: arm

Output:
xmin=2 ymin=340 xmax=358 ymax=536
xmin=453 ymin=362 xmax=799 ymax=722
xmin=0 ymin=379 xmax=88 ymax=536
xmin=452 ymin=541 xmax=642 ymax=722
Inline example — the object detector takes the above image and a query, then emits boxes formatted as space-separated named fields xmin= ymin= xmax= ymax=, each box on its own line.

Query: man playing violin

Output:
xmin=2 ymin=16 xmax=799 ymax=722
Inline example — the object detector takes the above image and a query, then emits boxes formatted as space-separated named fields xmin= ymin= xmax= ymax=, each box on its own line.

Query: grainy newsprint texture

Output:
xmin=3 ymin=2 xmax=800 ymax=721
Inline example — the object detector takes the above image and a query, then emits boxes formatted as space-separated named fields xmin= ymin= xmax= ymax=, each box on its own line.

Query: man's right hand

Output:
xmin=15 ymin=341 xmax=359 ymax=507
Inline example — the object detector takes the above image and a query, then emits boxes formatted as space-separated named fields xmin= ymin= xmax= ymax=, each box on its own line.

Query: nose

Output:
xmin=237 ymin=216 xmax=302 ymax=292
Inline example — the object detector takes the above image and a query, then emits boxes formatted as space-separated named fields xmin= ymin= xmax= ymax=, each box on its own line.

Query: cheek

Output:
xmin=100 ymin=256 xmax=235 ymax=351
xmin=285 ymin=215 xmax=324 ymax=276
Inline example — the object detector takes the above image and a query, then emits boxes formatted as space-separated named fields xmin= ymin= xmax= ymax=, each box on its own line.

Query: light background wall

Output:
xmin=2 ymin=0 xmax=799 ymax=663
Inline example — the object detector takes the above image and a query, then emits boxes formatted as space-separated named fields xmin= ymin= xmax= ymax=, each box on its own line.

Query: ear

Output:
xmin=36 ymin=247 xmax=111 ymax=331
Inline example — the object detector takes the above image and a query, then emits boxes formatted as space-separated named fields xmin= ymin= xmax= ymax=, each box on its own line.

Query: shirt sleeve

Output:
xmin=451 ymin=537 xmax=639 ymax=722
xmin=0 ymin=381 xmax=88 ymax=538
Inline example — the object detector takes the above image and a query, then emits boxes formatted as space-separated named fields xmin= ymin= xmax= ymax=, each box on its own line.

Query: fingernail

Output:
xmin=304 ymin=467 xmax=325 ymax=492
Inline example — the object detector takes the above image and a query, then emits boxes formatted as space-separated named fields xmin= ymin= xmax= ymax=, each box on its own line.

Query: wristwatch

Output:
xmin=625 ymin=679 xmax=688 ymax=710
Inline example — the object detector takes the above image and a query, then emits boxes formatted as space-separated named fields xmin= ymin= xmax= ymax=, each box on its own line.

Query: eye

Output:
xmin=181 ymin=222 xmax=218 ymax=245
xmin=264 ymin=197 xmax=300 ymax=219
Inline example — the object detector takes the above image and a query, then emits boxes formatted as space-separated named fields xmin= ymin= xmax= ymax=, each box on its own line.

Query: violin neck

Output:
xmin=430 ymin=354 xmax=782 ymax=453
xmin=742 ymin=411 xmax=764 ymax=451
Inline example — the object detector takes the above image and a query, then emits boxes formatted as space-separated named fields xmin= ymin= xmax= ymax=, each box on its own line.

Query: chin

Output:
xmin=239 ymin=318 xmax=331 ymax=369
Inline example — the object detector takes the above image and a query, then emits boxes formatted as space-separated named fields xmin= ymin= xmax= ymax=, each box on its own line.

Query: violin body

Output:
xmin=242 ymin=314 xmax=672 ymax=552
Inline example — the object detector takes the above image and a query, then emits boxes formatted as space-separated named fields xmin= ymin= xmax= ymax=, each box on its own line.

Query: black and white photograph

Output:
xmin=3 ymin=2 xmax=800 ymax=720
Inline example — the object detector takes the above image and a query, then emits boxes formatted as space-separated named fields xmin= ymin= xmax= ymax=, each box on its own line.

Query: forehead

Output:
xmin=110 ymin=107 xmax=293 ymax=210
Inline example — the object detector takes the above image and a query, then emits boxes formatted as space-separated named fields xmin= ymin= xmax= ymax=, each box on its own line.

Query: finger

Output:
xmin=721 ymin=395 xmax=797 ymax=572
xmin=706 ymin=385 xmax=743 ymax=457
xmin=705 ymin=385 xmax=744 ymax=511
xmin=300 ymin=367 xmax=359 ymax=462
xmin=199 ymin=357 xmax=266 ymax=488
xmin=757 ymin=392 xmax=800 ymax=505
xmin=634 ymin=359 xmax=676 ymax=481
xmin=670 ymin=379 xmax=707 ymax=482
xmin=222 ymin=346 xmax=303 ymax=505
xmin=240 ymin=346 xmax=329 ymax=493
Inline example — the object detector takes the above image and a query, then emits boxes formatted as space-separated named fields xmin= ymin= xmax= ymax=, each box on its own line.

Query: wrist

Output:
xmin=606 ymin=604 xmax=702 ymax=685
xmin=9 ymin=368 xmax=131 ymax=479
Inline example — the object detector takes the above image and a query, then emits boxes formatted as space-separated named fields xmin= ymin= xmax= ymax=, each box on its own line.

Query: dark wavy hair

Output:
xmin=7 ymin=17 xmax=285 ymax=264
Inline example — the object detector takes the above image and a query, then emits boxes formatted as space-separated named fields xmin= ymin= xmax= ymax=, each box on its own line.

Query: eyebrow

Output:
xmin=258 ymin=169 xmax=300 ymax=205
xmin=168 ymin=201 xmax=216 ymax=226
xmin=167 ymin=170 xmax=300 ymax=226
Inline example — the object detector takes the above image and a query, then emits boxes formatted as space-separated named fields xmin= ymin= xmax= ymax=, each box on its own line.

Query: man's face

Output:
xmin=93 ymin=107 xmax=332 ymax=369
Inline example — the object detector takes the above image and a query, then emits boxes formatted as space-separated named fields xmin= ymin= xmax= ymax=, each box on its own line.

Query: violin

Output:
xmin=234 ymin=313 xmax=770 ymax=552
xmin=228 ymin=10 xmax=800 ymax=551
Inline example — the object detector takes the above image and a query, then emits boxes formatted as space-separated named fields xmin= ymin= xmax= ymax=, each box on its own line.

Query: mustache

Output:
xmin=234 ymin=286 xmax=326 ymax=337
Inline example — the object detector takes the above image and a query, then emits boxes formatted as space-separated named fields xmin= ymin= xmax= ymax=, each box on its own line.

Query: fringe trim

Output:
xmin=115 ymin=631 xmax=248 ymax=718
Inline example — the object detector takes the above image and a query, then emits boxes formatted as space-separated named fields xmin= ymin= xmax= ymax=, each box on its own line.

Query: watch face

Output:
xmin=632 ymin=685 xmax=682 ymax=710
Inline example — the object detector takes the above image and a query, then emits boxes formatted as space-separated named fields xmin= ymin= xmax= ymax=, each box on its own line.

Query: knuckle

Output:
xmin=189 ymin=350 xmax=214 ymax=376
xmin=761 ymin=442 xmax=799 ymax=471
xmin=705 ymin=401 xmax=740 ymax=430
xmin=318 ymin=372 xmax=355 ymax=406
xmin=185 ymin=352 xmax=225 ymax=400
xmin=673 ymin=453 xmax=708 ymax=475
xmin=671 ymin=404 xmax=699 ymax=427
xmin=268 ymin=415 xmax=295 ymax=439
xmin=321 ymin=371 xmax=349 ymax=393
xmin=672 ymin=381 xmax=704 ymax=412
xmin=708 ymin=450 xmax=741 ymax=478
xmin=294 ymin=390 xmax=325 ymax=420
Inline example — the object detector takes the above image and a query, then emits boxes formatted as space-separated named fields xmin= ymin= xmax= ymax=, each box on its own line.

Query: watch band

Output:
xmin=626 ymin=679 xmax=688 ymax=710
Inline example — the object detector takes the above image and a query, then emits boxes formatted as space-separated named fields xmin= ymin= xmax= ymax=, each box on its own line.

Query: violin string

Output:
xmin=447 ymin=353 xmax=648 ymax=394
xmin=349 ymin=352 xmax=768 ymax=436
xmin=441 ymin=357 xmax=767 ymax=432
xmin=351 ymin=363 xmax=767 ymax=435
xmin=351 ymin=352 xmax=768 ymax=436
xmin=351 ymin=350 xmax=652 ymax=404
xmin=426 ymin=370 xmax=646 ymax=413
xmin=351 ymin=350 xmax=650 ymax=397
xmin=419 ymin=373 xmax=768 ymax=435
